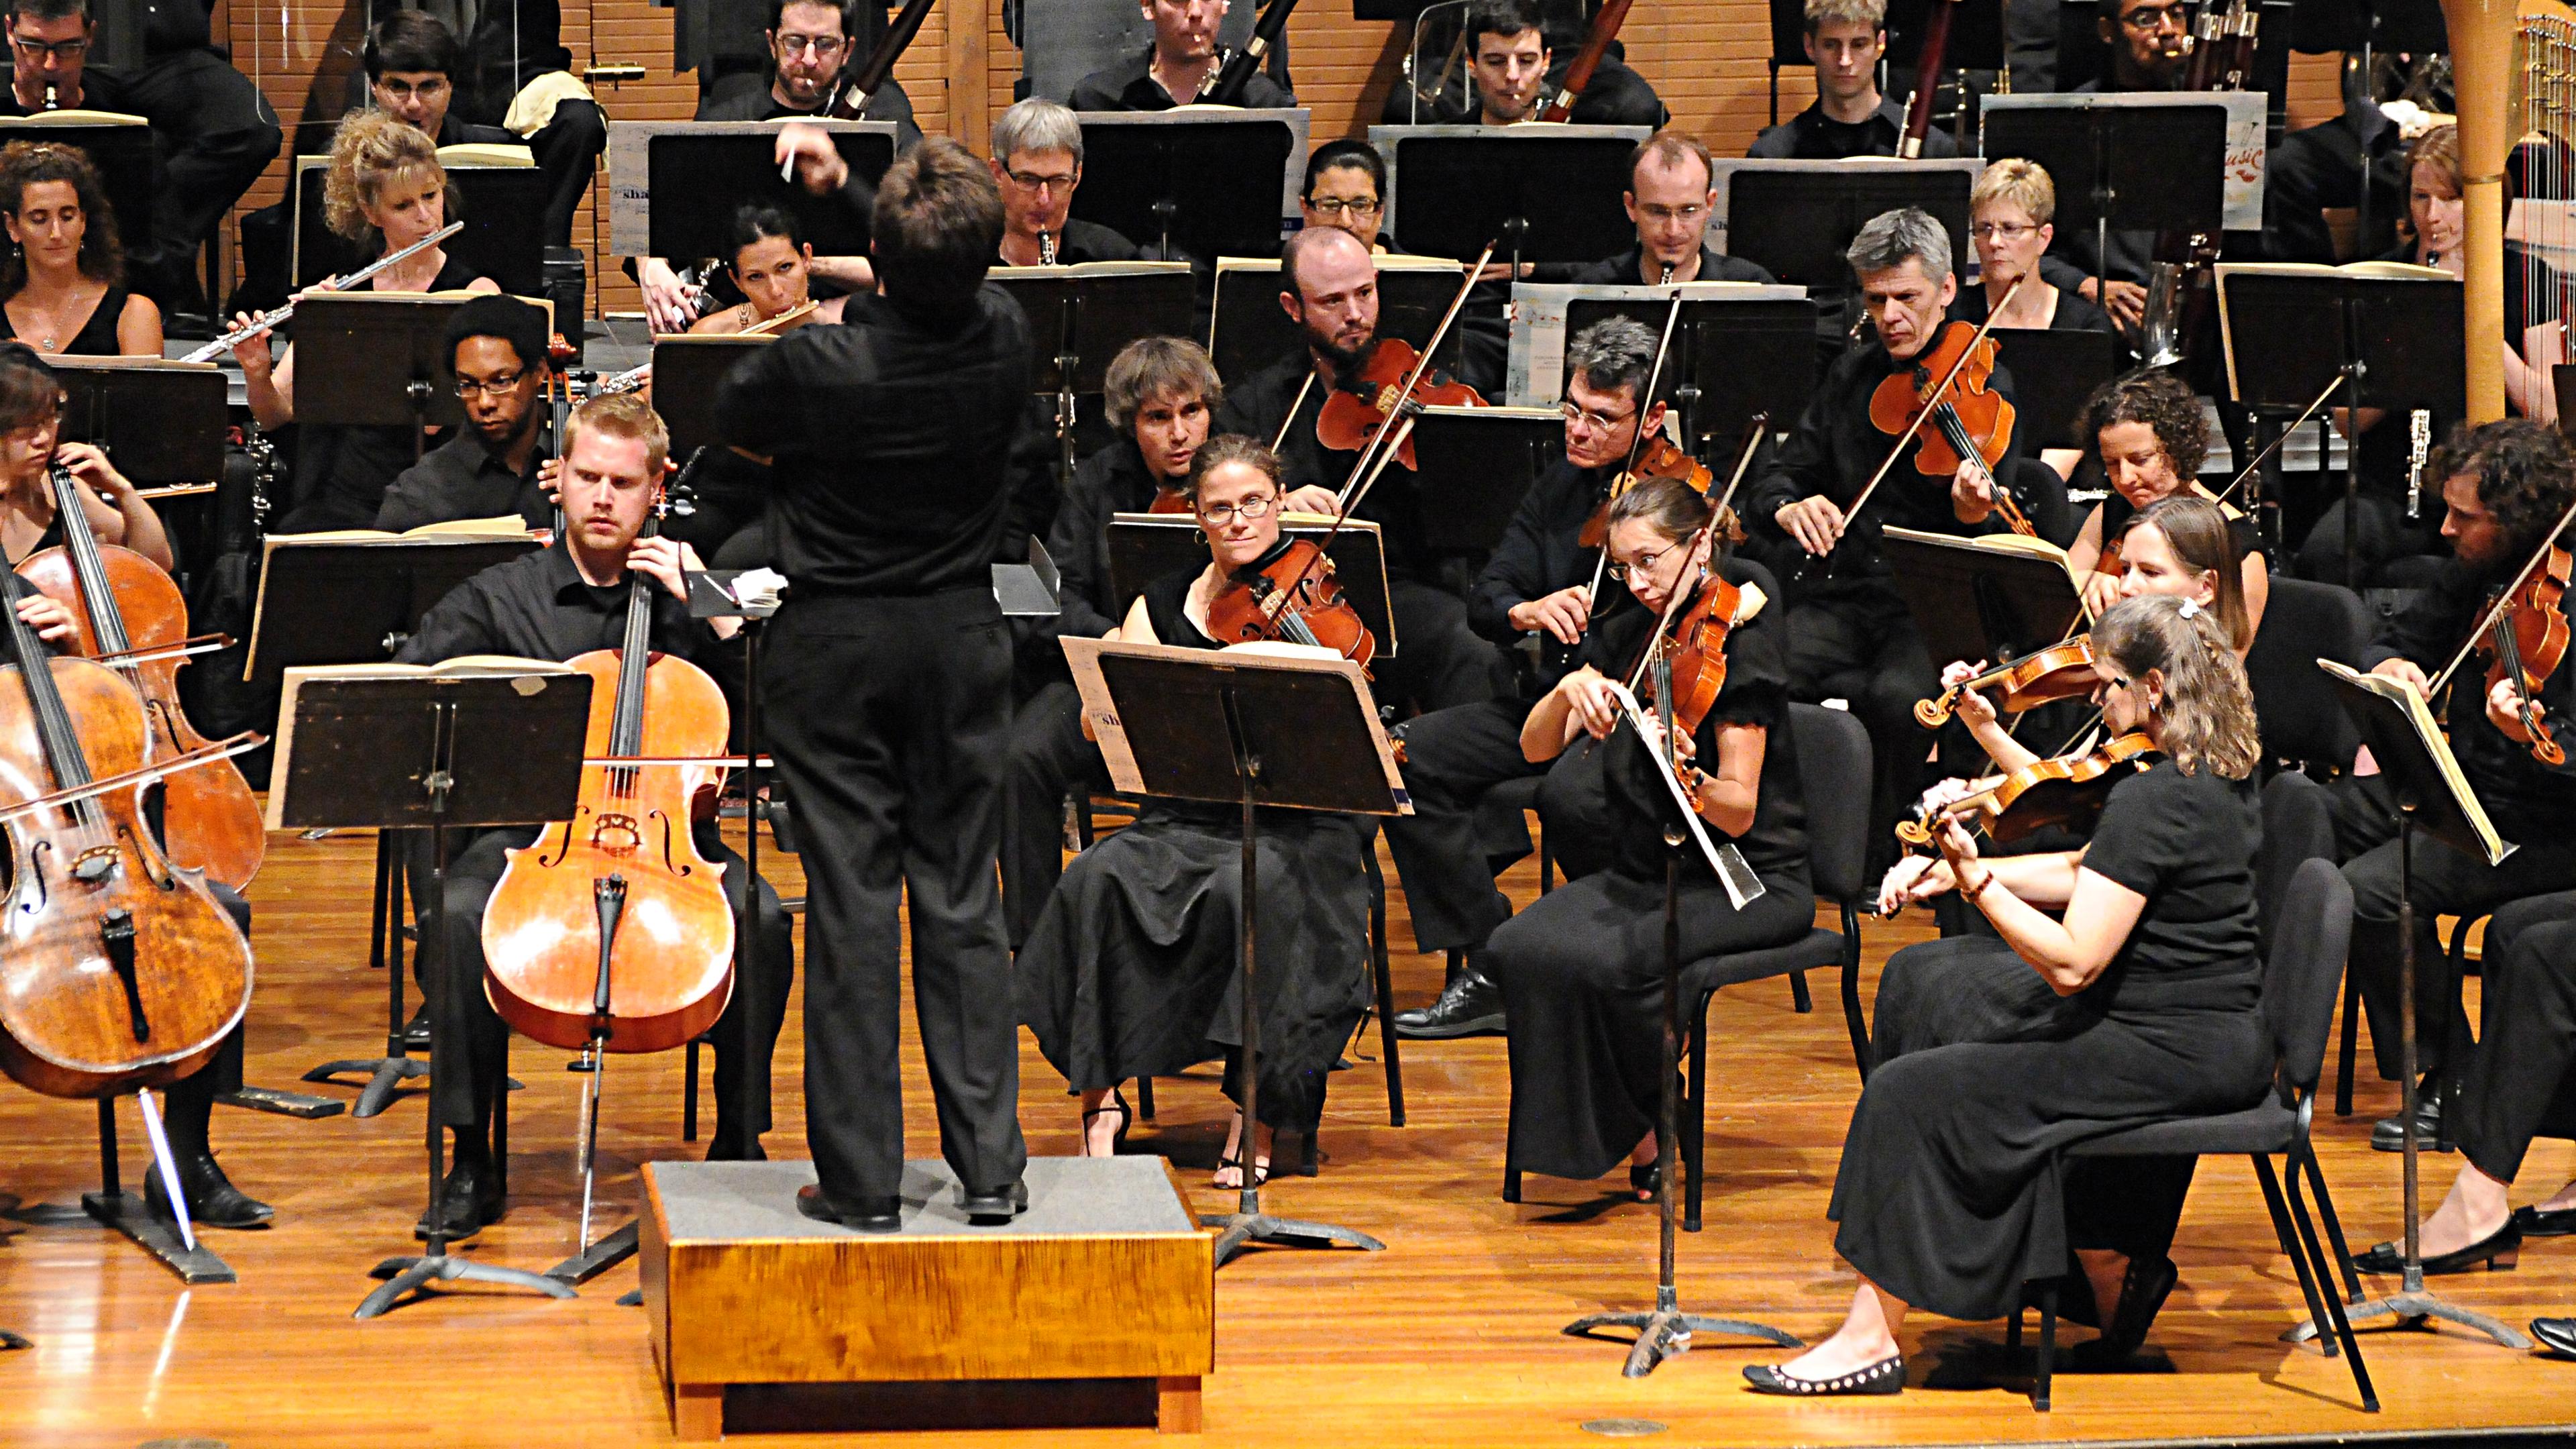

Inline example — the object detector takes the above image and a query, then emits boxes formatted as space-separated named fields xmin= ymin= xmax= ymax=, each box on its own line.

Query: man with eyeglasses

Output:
xmin=987 ymin=97 xmax=1138 ymax=268
xmin=360 ymin=9 xmax=603 ymax=250
xmin=2031 ymin=0 xmax=2196 ymax=334
xmin=1750 ymin=0 xmax=1961 ymax=160
xmin=1574 ymin=131 xmax=1775 ymax=288
xmin=374 ymin=295 xmax=557 ymax=533
xmin=1 ymin=0 xmax=107 ymax=113
xmin=1383 ymin=316 xmax=1674 ymax=1038
xmin=697 ymin=0 xmax=919 ymax=142
xmin=1069 ymin=0 xmax=1293 ymax=111
xmin=1299 ymin=140 xmax=1390 ymax=252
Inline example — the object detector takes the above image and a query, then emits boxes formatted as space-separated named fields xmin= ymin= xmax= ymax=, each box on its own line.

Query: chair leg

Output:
xmin=2033 ymin=1280 xmax=2056 ymax=1412
xmin=2297 ymin=1142 xmax=2365 ymax=1302
xmin=1502 ymin=1114 xmax=1521 ymax=1203
xmin=1788 ymin=969 xmax=1813 ymax=1014
xmin=1364 ymin=845 xmax=1405 ymax=1128
xmin=2284 ymin=1146 xmax=2381 ymax=1412
xmin=1837 ymin=910 xmax=1871 ymax=1085
xmin=2006 ymin=1303 xmax=2023 ymax=1350
xmin=2334 ymin=973 xmax=2360 ymax=1117
xmin=1135 ymin=1075 xmax=1157 ymax=1121
xmin=1070 ymin=792 xmax=1095 ymax=849
xmin=1684 ymin=989 xmax=1710 ymax=1233
xmin=682 ymin=1038 xmax=701 ymax=1143
xmin=2253 ymin=1154 xmax=2335 ymax=1358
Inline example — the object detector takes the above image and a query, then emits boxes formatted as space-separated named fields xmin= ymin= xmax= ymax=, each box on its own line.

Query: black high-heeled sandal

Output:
xmin=1214 ymin=1153 xmax=1271 ymax=1189
xmin=1079 ymin=1088 xmax=1133 ymax=1157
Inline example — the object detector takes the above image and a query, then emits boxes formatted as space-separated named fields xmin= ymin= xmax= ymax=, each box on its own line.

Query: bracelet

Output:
xmin=1962 ymin=870 xmax=1996 ymax=906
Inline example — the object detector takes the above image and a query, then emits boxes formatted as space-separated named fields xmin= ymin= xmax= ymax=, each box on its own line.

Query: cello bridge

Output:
xmin=588 ymin=814 xmax=643 ymax=857
xmin=70 ymin=844 xmax=118 ymax=886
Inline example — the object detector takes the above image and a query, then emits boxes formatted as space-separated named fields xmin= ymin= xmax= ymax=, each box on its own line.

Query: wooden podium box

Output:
xmin=641 ymin=1157 xmax=1216 ymax=1438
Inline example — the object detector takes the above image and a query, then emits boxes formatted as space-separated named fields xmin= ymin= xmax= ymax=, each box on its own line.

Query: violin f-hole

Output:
xmin=649 ymin=808 xmax=693 ymax=877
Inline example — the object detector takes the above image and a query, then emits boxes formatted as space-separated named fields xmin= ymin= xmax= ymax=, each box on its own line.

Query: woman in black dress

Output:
xmin=1752 ymin=593 xmax=2272 ymax=1395
xmin=1486 ymin=478 xmax=1813 ymax=1200
xmin=0 ymin=141 xmax=160 ymax=357
xmin=1016 ymin=434 xmax=1373 ymax=1188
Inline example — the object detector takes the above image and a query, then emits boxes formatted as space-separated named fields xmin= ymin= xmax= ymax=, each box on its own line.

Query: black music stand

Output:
xmin=1211 ymin=259 xmax=1466 ymax=388
xmin=989 ymin=264 xmax=1199 ymax=489
xmin=50 ymin=360 xmax=227 ymax=488
xmin=2305 ymin=665 xmax=2530 ymax=1350
xmin=268 ymin=668 xmax=592 ymax=1318
xmin=1565 ymin=291 xmax=1821 ymax=455
xmin=1982 ymin=98 xmax=2228 ymax=306
xmin=292 ymin=293 xmax=478 ymax=466
xmin=2218 ymin=266 xmax=2463 ymax=587
xmin=1987 ymin=328 xmax=2125 ymax=450
xmin=294 ymin=157 xmax=547 ymax=299
xmin=643 ymin=127 xmax=899 ymax=262
xmin=1411 ymin=405 xmax=1562 ymax=553
xmin=1374 ymin=125 xmax=1650 ymax=268
xmin=1106 ymin=516 xmax=1397 ymax=655
xmin=644 ymin=335 xmax=773 ymax=462
xmin=1880 ymin=527 xmax=2087 ymax=669
xmin=1719 ymin=162 xmax=1978 ymax=294
xmin=1064 ymin=639 xmax=1401 ymax=1268
xmin=1069 ymin=111 xmax=1303 ymax=260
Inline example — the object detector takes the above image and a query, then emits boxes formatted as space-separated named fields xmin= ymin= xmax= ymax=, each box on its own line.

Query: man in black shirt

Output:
xmin=2267 ymin=421 xmax=2576 ymax=1148
xmin=1573 ymin=132 xmax=1775 ymax=288
xmin=1749 ymin=0 xmax=1962 ymax=160
xmin=3 ymin=0 xmax=97 ymax=111
xmin=397 ymin=394 xmax=794 ymax=1237
xmin=1067 ymin=0 xmax=1294 ymax=110
xmin=376 ymin=295 xmax=556 ymax=533
xmin=1744 ymin=206 xmax=2022 ymax=859
xmin=1002 ymin=336 xmax=1216 ymax=947
xmin=986 ymin=98 xmax=1139 ymax=267
xmin=1385 ymin=317 xmax=1664 ymax=1038
xmin=1212 ymin=224 xmax=1500 ymax=714
xmin=694 ymin=0 xmax=920 ymax=144
xmin=717 ymin=131 xmax=1043 ymax=1230
xmin=2036 ymin=0 xmax=2194 ymax=333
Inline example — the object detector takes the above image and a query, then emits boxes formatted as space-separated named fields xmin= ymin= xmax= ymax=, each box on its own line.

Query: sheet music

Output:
xmin=1606 ymin=682 xmax=1765 ymax=910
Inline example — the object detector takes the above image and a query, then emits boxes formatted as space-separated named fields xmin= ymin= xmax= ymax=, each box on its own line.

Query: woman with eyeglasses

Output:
xmin=1757 ymin=594 xmax=2269 ymax=1395
xmin=1017 ymin=435 xmax=1374 ymax=1189
xmin=0 ymin=141 xmax=159 ymax=357
xmin=1483 ymin=477 xmax=1813 ymax=1205
xmin=1952 ymin=160 xmax=2116 ymax=339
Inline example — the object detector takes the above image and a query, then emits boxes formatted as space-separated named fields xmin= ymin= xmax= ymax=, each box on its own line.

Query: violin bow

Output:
xmin=2430 ymin=488 xmax=2576 ymax=697
xmin=2210 ymin=369 xmax=2347 ymax=508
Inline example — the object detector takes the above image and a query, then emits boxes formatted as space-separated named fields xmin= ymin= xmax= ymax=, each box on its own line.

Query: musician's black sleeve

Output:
xmin=393 ymin=580 xmax=504 ymax=666
xmin=1470 ymin=485 xmax=1559 ymax=643
xmin=1741 ymin=381 xmax=1839 ymax=526
xmin=1002 ymin=392 xmax=1061 ymax=563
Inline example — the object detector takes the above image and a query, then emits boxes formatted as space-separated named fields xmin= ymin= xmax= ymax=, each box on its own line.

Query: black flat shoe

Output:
xmin=2371 ymin=1091 xmax=2449 ymax=1153
xmin=1627 ymin=1160 xmax=1660 ymax=1203
xmin=2068 ymin=1254 xmax=2178 ymax=1368
xmin=959 ymin=1178 xmax=1029 ymax=1225
xmin=794 ymin=1184 xmax=901 ymax=1232
xmin=2534 ymin=1317 xmax=2576 ymax=1358
xmin=145 ymin=1152 xmax=274 ymax=1230
xmin=1394 ymin=967 xmax=1506 ymax=1039
xmin=1743 ymin=1355 xmax=1905 ymax=1397
xmin=1081 ymin=1089 xmax=1133 ymax=1157
xmin=2514 ymin=1203 xmax=2576 ymax=1238
xmin=413 ymin=1156 xmax=504 ymax=1242
xmin=2354 ymin=1219 xmax=2520 ymax=1276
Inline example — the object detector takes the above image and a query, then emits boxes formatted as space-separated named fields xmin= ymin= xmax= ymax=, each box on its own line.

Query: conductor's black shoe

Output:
xmin=1743 ymin=1355 xmax=1905 ymax=1396
xmin=2353 ymin=1219 xmax=2520 ymax=1277
xmin=144 ymin=1150 xmax=274 ymax=1230
xmin=2533 ymin=1317 xmax=2576 ymax=1358
xmin=960 ymin=1178 xmax=1030 ymax=1225
xmin=412 ymin=1156 xmax=505 ymax=1242
xmin=2514 ymin=1203 xmax=2576 ymax=1238
xmin=795 ymin=1184 xmax=901 ymax=1232
xmin=1394 ymin=967 xmax=1505 ymax=1039
xmin=2371 ymin=1091 xmax=2449 ymax=1152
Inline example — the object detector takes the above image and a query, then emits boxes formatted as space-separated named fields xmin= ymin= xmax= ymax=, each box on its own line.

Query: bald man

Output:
xmin=1212 ymin=225 xmax=1501 ymax=713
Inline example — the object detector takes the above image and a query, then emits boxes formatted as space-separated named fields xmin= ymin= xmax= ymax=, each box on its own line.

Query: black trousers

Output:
xmin=1535 ymin=732 xmax=1619 ymax=882
xmin=523 ymin=99 xmax=608 ymax=247
xmin=1381 ymin=696 xmax=1541 ymax=955
xmin=164 ymin=883 xmax=254 ymax=1159
xmin=762 ymin=591 xmax=1028 ymax=1203
xmin=411 ymin=822 xmax=794 ymax=1146
xmin=1379 ymin=580 xmax=1501 ymax=718
xmin=118 ymin=50 xmax=284 ymax=315
xmin=2452 ymin=890 xmax=2576 ymax=1185
xmin=1783 ymin=591 xmax=1937 ymax=863
xmin=1001 ymin=679 xmax=1110 ymax=951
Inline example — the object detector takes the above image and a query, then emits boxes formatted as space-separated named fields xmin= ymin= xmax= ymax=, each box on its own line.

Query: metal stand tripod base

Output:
xmin=356 ymin=1254 xmax=577 ymax=1319
xmin=2296 ymin=1289 xmax=2532 ymax=1350
xmin=0 ymin=1329 xmax=27 ymax=1350
xmin=545 ymin=1220 xmax=638 ymax=1285
xmin=1564 ymin=1298 xmax=1802 ymax=1379
xmin=215 ymin=1085 xmax=345 ymax=1119
xmin=79 ymin=1191 xmax=236 ymax=1285
xmin=1203 ymin=1199 xmax=1386 ymax=1269
xmin=304 ymin=1055 xmax=427 ymax=1118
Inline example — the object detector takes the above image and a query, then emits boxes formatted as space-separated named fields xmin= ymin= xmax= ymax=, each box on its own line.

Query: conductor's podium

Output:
xmin=642 ymin=1157 xmax=1215 ymax=1437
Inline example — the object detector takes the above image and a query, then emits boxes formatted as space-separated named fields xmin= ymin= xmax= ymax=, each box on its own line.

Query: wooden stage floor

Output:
xmin=3 ymin=823 xmax=2573 ymax=1448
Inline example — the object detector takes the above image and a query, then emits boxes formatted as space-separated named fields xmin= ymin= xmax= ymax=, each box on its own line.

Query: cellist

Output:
xmin=393 ymin=393 xmax=794 ymax=1239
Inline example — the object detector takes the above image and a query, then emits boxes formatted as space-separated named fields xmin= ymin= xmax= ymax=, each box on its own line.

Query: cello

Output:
xmin=17 ymin=460 xmax=265 ymax=889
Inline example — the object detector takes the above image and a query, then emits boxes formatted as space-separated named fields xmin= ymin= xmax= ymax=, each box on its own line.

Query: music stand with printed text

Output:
xmin=990 ymin=262 xmax=1199 ymax=488
xmin=1063 ymin=637 xmax=1404 ymax=1267
xmin=606 ymin=121 xmax=900 ymax=262
xmin=266 ymin=666 xmax=592 ymax=1317
xmin=1507 ymin=284 xmax=1818 ymax=458
xmin=1106 ymin=514 xmax=1396 ymax=656
xmin=294 ymin=152 xmax=547 ymax=299
xmin=1411 ymin=405 xmax=1563 ymax=554
xmin=1071 ymin=109 xmax=1309 ymax=260
xmin=1372 ymin=124 xmax=1652 ymax=269
xmin=1981 ymin=95 xmax=2255 ymax=303
xmin=1210 ymin=256 xmax=1467 ymax=386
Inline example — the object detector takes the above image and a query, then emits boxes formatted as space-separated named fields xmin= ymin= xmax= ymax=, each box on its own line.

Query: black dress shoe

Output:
xmin=2534 ymin=1317 xmax=2576 ymax=1358
xmin=959 ymin=1178 xmax=1030 ymax=1225
xmin=1743 ymin=1354 xmax=1905 ymax=1396
xmin=1393 ymin=967 xmax=1505 ymax=1039
xmin=401 ymin=1006 xmax=432 ymax=1053
xmin=2371 ymin=1091 xmax=2449 ymax=1153
xmin=2514 ymin=1203 xmax=2576 ymax=1238
xmin=2353 ymin=1219 xmax=2520 ymax=1276
xmin=413 ymin=1155 xmax=506 ymax=1242
xmin=144 ymin=1151 xmax=274 ymax=1230
xmin=795 ymin=1183 xmax=902 ymax=1231
xmin=2067 ymin=1254 xmax=2178 ymax=1368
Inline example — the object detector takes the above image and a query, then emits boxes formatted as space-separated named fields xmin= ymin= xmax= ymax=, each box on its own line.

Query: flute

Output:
xmin=182 ymin=221 xmax=466 ymax=364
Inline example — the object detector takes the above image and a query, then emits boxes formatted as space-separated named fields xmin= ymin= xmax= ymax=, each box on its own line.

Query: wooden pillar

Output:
xmin=947 ymin=0 xmax=991 ymax=155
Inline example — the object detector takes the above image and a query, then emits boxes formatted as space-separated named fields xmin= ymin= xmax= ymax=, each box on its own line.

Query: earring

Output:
xmin=1193 ymin=527 xmax=1206 ymax=544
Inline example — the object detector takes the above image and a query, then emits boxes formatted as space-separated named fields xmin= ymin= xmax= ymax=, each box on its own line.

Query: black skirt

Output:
xmin=1016 ymin=804 xmax=1373 ymax=1130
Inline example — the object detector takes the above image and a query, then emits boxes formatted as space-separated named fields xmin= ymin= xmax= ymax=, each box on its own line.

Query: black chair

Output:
xmin=2012 ymin=456 xmax=2078 ymax=549
xmin=2013 ymin=859 xmax=2377 ymax=1413
xmin=2245 ymin=578 xmax=2370 ymax=777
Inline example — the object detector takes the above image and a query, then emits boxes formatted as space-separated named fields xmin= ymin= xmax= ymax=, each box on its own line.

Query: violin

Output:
xmin=481 ymin=513 xmax=736 ymax=1057
xmin=1914 ymin=636 xmax=2098 ymax=728
xmin=1314 ymin=337 xmax=1485 ymax=473
xmin=2479 ymin=541 xmax=2572 ymax=765
xmin=17 ymin=462 xmax=266 ymax=889
xmin=1148 ymin=485 xmax=1193 ymax=516
xmin=1895 ymin=731 xmax=2155 ymax=850
xmin=1867 ymin=317 xmax=2032 ymax=537
xmin=1203 ymin=537 xmax=1376 ymax=667
xmin=0 ymin=567 xmax=253 ymax=1099
xmin=1629 ymin=566 xmax=1748 ymax=741
xmin=1578 ymin=433 xmax=1716 ymax=550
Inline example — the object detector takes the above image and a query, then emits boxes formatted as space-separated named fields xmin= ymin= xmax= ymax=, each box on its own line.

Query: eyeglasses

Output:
xmin=1970 ymin=221 xmax=2038 ymax=241
xmin=453 ymin=371 xmax=527 ymax=399
xmin=1308 ymin=197 xmax=1382 ymax=219
xmin=1199 ymin=494 xmax=1275 ymax=526
xmin=1559 ymin=400 xmax=1637 ymax=435
xmin=1006 ymin=169 xmax=1078 ymax=193
xmin=1607 ymin=541 xmax=1687 ymax=584
xmin=775 ymin=33 xmax=849 ymax=56
xmin=9 ymin=35 xmax=89 ymax=62
xmin=376 ymin=76 xmax=450 ymax=102
xmin=2119 ymin=3 xmax=2188 ymax=28
xmin=1636 ymin=203 xmax=1710 ymax=225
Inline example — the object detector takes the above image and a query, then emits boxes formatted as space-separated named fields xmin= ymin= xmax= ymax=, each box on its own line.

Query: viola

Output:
xmin=2481 ymin=542 xmax=2572 ymax=765
xmin=1631 ymin=568 xmax=1748 ymax=741
xmin=1867 ymin=318 xmax=2032 ymax=537
xmin=1203 ymin=537 xmax=1377 ymax=668
xmin=1578 ymin=434 xmax=1717 ymax=550
xmin=0 ymin=564 xmax=252 ymax=1099
xmin=1314 ymin=337 xmax=1484 ymax=472
xmin=1914 ymin=636 xmax=2098 ymax=728
xmin=1148 ymin=486 xmax=1193 ymax=517
xmin=17 ymin=463 xmax=265 ymax=889
xmin=481 ymin=524 xmax=736 ymax=1056
xmin=1896 ymin=731 xmax=2155 ymax=849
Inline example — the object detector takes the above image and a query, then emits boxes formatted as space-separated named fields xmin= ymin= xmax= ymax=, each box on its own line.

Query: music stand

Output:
xmin=641 ymin=335 xmax=773 ymax=464
xmin=2216 ymin=264 xmax=2463 ymax=587
xmin=0 ymin=114 xmax=154 ymax=268
xmin=1986 ymin=328 xmax=2125 ymax=450
xmin=989 ymin=262 xmax=1198 ymax=488
xmin=1507 ymin=284 xmax=1818 ymax=457
xmin=292 ymin=292 xmax=486 ymax=466
xmin=1211 ymin=256 xmax=1467 ymax=387
xmin=1070 ymin=110 xmax=1308 ymax=260
xmin=1371 ymin=124 xmax=1652 ymax=268
xmin=267 ymin=667 xmax=592 ymax=1318
xmin=50 ymin=358 xmax=227 ymax=488
xmin=1106 ymin=515 xmax=1397 ymax=655
xmin=1062 ymin=638 xmax=1403 ymax=1267
xmin=992 ymin=539 xmax=1064 ymax=619
xmin=294 ymin=154 xmax=548 ymax=298
xmin=1713 ymin=161 xmax=1981 ymax=301
xmin=1981 ymin=95 xmax=2248 ymax=303
xmin=606 ymin=121 xmax=900 ymax=261
xmin=1880 ymin=527 xmax=2087 ymax=669
xmin=1411 ymin=405 xmax=1562 ymax=553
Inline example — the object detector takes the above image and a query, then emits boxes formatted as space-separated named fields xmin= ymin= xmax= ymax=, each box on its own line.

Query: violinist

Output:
xmin=1004 ymin=335 xmax=1220 ymax=948
xmin=688 ymin=205 xmax=849 ymax=335
xmin=394 ymin=394 xmax=793 ymax=1234
xmin=2064 ymin=368 xmax=2267 ymax=626
xmin=1777 ymin=595 xmax=2270 ymax=1393
xmin=372 ymin=295 xmax=555 ymax=532
xmin=1485 ymin=476 xmax=1811 ymax=1203
xmin=1745 ymin=206 xmax=2024 ymax=867
xmin=1068 ymin=0 xmax=1295 ymax=110
xmin=1019 ymin=436 xmax=1374 ymax=1187
xmin=988 ymin=100 xmax=1140 ymax=269
xmin=1747 ymin=0 xmax=1961 ymax=161
xmin=1211 ymin=223 xmax=1500 ymax=712
xmin=1571 ymin=131 xmax=1775 ymax=289
xmin=1383 ymin=316 xmax=1666 ymax=1039
xmin=0 ymin=142 xmax=162 ymax=356
xmin=2267 ymin=420 xmax=2576 ymax=1153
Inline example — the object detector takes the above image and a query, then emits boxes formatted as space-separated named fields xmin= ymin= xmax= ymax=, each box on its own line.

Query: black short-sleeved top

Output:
xmin=1580 ymin=555 xmax=1811 ymax=890
xmin=2078 ymin=757 xmax=2263 ymax=1014
xmin=1142 ymin=568 xmax=1222 ymax=651
xmin=2096 ymin=486 xmax=2269 ymax=566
